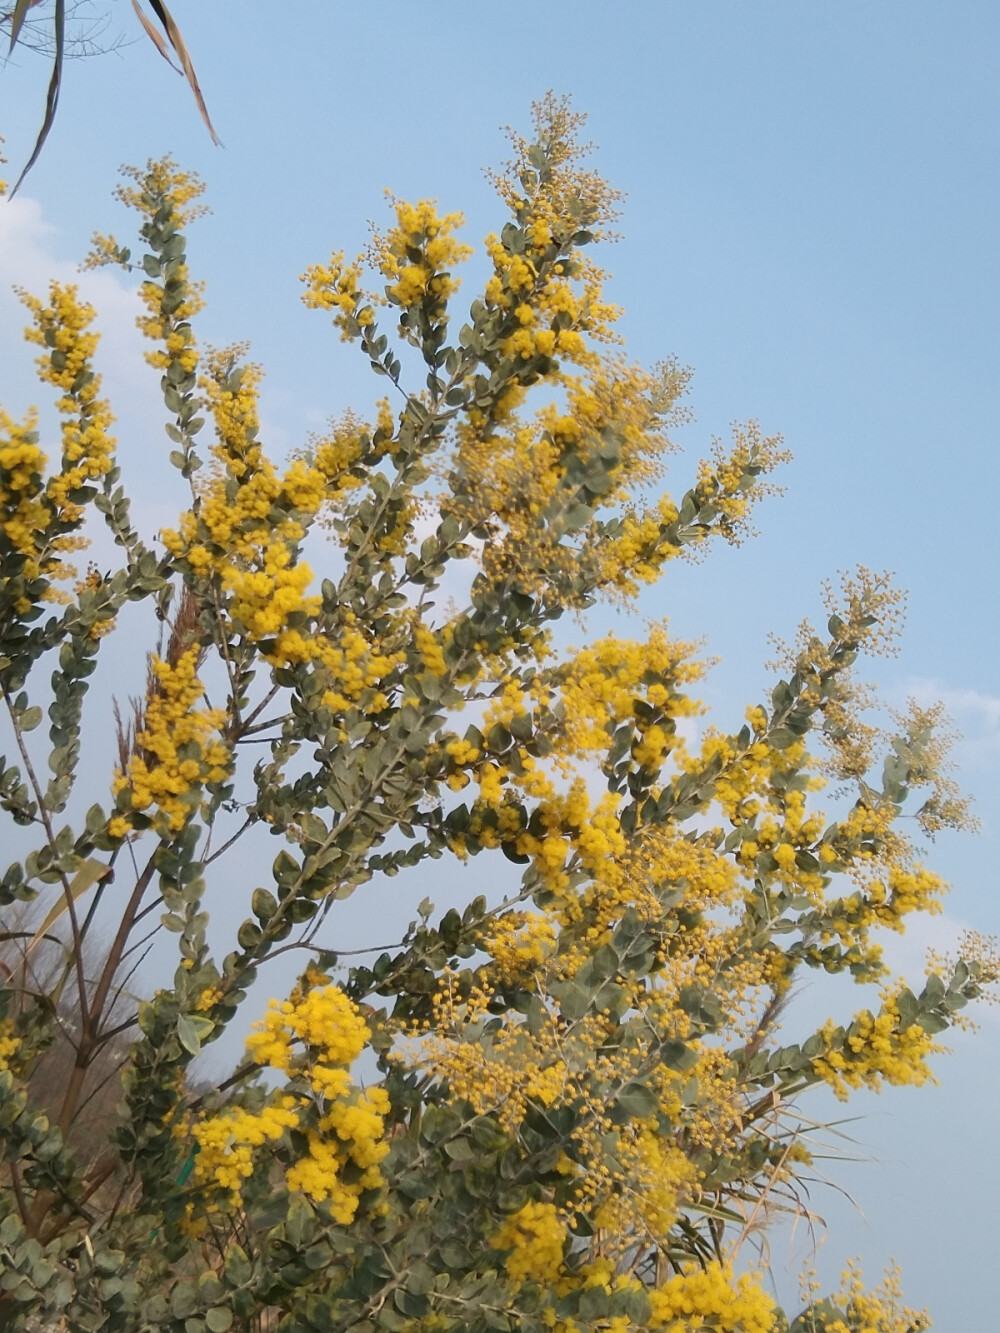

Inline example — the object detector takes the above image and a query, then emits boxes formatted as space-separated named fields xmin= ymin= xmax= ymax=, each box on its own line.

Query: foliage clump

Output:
xmin=0 ymin=97 xmax=991 ymax=1332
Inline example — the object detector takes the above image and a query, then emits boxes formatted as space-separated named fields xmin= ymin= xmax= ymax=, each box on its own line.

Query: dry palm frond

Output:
xmin=3 ymin=0 xmax=219 ymax=194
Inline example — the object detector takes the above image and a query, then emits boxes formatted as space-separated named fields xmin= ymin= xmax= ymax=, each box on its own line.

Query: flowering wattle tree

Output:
xmin=0 ymin=99 xmax=993 ymax=1333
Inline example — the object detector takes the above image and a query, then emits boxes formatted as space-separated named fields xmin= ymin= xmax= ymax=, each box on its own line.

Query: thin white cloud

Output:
xmin=1 ymin=194 xmax=203 ymax=552
xmin=890 ymin=677 xmax=1000 ymax=767
xmin=0 ymin=194 xmax=152 ymax=400
xmin=902 ymin=677 xmax=1000 ymax=728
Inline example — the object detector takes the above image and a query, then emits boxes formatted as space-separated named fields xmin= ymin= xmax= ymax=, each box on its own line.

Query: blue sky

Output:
xmin=2 ymin=2 xmax=998 ymax=1324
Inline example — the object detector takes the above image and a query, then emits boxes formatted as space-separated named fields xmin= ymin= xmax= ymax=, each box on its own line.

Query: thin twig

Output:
xmin=2 ymin=685 xmax=91 ymax=1031
xmin=241 ymin=683 xmax=281 ymax=731
xmin=204 ymin=815 xmax=255 ymax=866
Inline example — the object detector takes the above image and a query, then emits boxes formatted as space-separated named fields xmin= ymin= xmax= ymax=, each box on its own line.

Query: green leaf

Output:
xmin=285 ymin=1195 xmax=314 ymax=1248
xmin=440 ymin=1240 xmax=473 ymax=1268
xmin=617 ymin=1082 xmax=658 ymax=1119
xmin=771 ymin=680 xmax=794 ymax=713
xmin=237 ymin=919 xmax=262 ymax=949
xmin=273 ymin=850 xmax=300 ymax=886
xmin=170 ymin=1280 xmax=198 ymax=1320
xmin=223 ymin=1244 xmax=251 ymax=1287
xmin=197 ymin=1273 xmax=225 ymax=1306
xmin=562 ymin=502 xmax=593 ymax=529
xmin=660 ymin=1040 xmax=698 ymax=1072
xmin=556 ymin=981 xmax=590 ymax=1022
xmin=579 ymin=1287 xmax=610 ymax=1320
xmin=443 ymin=1137 xmax=475 ymax=1162
xmin=252 ymin=887 xmax=278 ymax=921
xmin=93 ymin=1248 xmax=124 ymax=1275
xmin=177 ymin=1013 xmax=214 ymax=1056
xmin=18 ymin=706 xmax=42 ymax=732
xmin=205 ymin=1313 xmax=233 ymax=1333
xmin=590 ymin=944 xmax=619 ymax=982
xmin=84 ymin=803 xmax=107 ymax=834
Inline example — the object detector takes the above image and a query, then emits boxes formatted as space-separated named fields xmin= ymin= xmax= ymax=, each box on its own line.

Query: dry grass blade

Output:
xmin=25 ymin=860 xmax=111 ymax=958
xmin=9 ymin=0 xmax=63 ymax=195
xmin=129 ymin=0 xmax=180 ymax=72
xmin=5 ymin=0 xmax=44 ymax=53
xmin=144 ymin=0 xmax=221 ymax=146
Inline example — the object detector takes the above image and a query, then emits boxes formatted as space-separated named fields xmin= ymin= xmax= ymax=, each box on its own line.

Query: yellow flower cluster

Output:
xmin=138 ymin=261 xmax=205 ymax=375
xmin=300 ymin=250 xmax=373 ymax=339
xmin=706 ymin=731 xmax=820 ymax=832
xmin=488 ymin=94 xmax=623 ymax=247
xmin=597 ymin=495 xmax=682 ymax=595
xmin=591 ymin=1126 xmax=696 ymax=1239
xmin=484 ymin=97 xmax=620 ymax=333
xmin=285 ymin=1085 xmax=391 ymax=1222
xmin=483 ymin=238 xmax=536 ymax=309
xmin=811 ymin=987 xmax=944 ymax=1102
xmin=115 ymin=155 xmax=208 ymax=226
xmin=192 ymin=1097 xmax=300 ymax=1194
xmin=419 ymin=983 xmax=575 ymax=1131
xmin=0 ymin=1017 xmax=20 ymax=1072
xmin=451 ymin=361 xmax=685 ymax=599
xmin=20 ymin=283 xmax=117 ymax=523
xmin=0 ymin=407 xmax=60 ymax=599
xmin=450 ymin=415 xmax=566 ymax=591
xmin=82 ymin=233 xmax=129 ymax=271
xmin=161 ymin=354 xmax=326 ymax=658
xmin=877 ymin=864 xmax=945 ymax=925
xmin=194 ymin=986 xmax=391 ymax=1222
xmin=224 ymin=541 xmax=317 ymax=644
xmin=162 ymin=357 xmax=406 ymax=700
xmin=630 ymin=825 xmax=738 ymax=915
xmin=246 ymin=985 xmax=370 ymax=1078
xmin=814 ymin=864 xmax=948 ymax=978
xmin=445 ymin=111 xmax=695 ymax=602
xmin=492 ymin=1200 xmax=566 ymax=1286
xmin=514 ymin=784 xmax=626 ymax=901
xmin=309 ymin=414 xmax=368 ymax=502
xmin=553 ymin=628 xmax=702 ymax=762
xmin=491 ymin=248 xmax=618 ymax=367
xmin=104 ymin=157 xmax=208 ymax=374
xmin=306 ymin=401 xmax=396 ymax=500
xmin=197 ymin=350 xmax=265 ymax=476
xmin=372 ymin=197 xmax=473 ymax=312
xmin=445 ymin=734 xmax=481 ymax=776
xmin=414 ymin=620 xmax=449 ymax=677
xmin=648 ymin=1263 xmax=776 ymax=1333
xmin=316 ymin=616 xmax=405 ymax=714
xmin=694 ymin=422 xmax=790 ymax=545
xmin=2 ymin=287 xmax=116 ymax=608
xmin=480 ymin=911 xmax=557 ymax=985
xmin=414 ymin=970 xmax=713 ymax=1247
xmin=111 ymin=648 xmax=230 ymax=836
xmin=802 ymin=1261 xmax=930 ymax=1333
